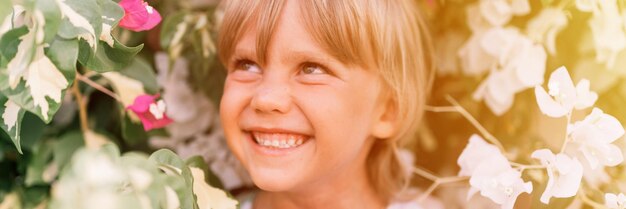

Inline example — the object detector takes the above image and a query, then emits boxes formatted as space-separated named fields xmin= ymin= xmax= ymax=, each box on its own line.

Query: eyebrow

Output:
xmin=232 ymin=45 xmax=339 ymax=64
xmin=230 ymin=46 xmax=257 ymax=62
xmin=280 ymin=50 xmax=341 ymax=67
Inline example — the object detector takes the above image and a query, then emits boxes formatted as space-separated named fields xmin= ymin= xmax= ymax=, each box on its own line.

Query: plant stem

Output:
xmin=413 ymin=166 xmax=469 ymax=203
xmin=76 ymin=73 xmax=122 ymax=102
xmin=418 ymin=176 xmax=469 ymax=203
xmin=71 ymin=78 xmax=89 ymax=133
xmin=511 ymin=162 xmax=546 ymax=172
xmin=425 ymin=95 xmax=506 ymax=152
xmin=413 ymin=166 xmax=439 ymax=182
xmin=560 ymin=112 xmax=572 ymax=153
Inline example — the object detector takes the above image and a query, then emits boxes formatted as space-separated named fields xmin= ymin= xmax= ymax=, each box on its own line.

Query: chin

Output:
xmin=247 ymin=166 xmax=303 ymax=192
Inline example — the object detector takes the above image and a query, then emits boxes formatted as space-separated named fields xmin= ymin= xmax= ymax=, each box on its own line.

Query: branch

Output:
xmin=510 ymin=162 xmax=546 ymax=172
xmin=425 ymin=95 xmax=506 ymax=152
xmin=413 ymin=166 xmax=439 ymax=182
xmin=413 ymin=166 xmax=469 ymax=203
xmin=560 ymin=112 xmax=572 ymax=154
xmin=71 ymin=77 xmax=89 ymax=132
xmin=75 ymin=73 xmax=122 ymax=102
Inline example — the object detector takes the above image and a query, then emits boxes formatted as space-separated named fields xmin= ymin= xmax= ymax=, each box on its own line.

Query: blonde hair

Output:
xmin=218 ymin=0 xmax=433 ymax=202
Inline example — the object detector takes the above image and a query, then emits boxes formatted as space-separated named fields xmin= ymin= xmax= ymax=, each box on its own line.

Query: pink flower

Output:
xmin=127 ymin=94 xmax=173 ymax=131
xmin=118 ymin=0 xmax=162 ymax=32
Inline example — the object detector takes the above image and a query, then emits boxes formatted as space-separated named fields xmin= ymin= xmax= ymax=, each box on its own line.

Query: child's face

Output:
xmin=220 ymin=0 xmax=393 ymax=192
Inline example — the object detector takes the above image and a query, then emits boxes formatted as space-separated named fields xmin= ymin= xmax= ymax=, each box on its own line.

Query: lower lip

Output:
xmin=246 ymin=133 xmax=311 ymax=156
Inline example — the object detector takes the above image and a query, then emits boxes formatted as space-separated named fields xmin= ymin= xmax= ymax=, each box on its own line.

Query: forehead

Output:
xmin=218 ymin=0 xmax=371 ymax=68
xmin=233 ymin=0 xmax=332 ymax=62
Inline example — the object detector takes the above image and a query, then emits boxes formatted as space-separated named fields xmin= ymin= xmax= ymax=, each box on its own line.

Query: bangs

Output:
xmin=217 ymin=0 xmax=284 ymax=66
xmin=217 ymin=0 xmax=378 ymax=69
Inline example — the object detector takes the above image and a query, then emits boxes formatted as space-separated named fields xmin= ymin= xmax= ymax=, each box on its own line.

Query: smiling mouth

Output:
xmin=251 ymin=132 xmax=311 ymax=149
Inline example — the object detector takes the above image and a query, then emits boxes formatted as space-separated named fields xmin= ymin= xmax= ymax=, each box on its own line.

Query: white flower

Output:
xmin=531 ymin=149 xmax=583 ymax=204
xmin=458 ymin=135 xmax=532 ymax=209
xmin=567 ymin=108 xmax=625 ymax=169
xmin=458 ymin=134 xmax=502 ymax=177
xmin=468 ymin=156 xmax=533 ymax=209
xmin=535 ymin=66 xmax=598 ymax=118
xmin=526 ymin=8 xmax=568 ymax=55
xmin=458 ymin=33 xmax=496 ymax=76
xmin=588 ymin=0 xmax=626 ymax=68
xmin=606 ymin=193 xmax=626 ymax=209
xmin=479 ymin=0 xmax=530 ymax=27
xmin=458 ymin=4 xmax=497 ymax=76
xmin=467 ymin=3 xmax=493 ymax=33
xmin=473 ymin=28 xmax=546 ymax=115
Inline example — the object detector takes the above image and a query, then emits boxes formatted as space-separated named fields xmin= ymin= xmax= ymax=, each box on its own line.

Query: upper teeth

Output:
xmin=252 ymin=132 xmax=307 ymax=149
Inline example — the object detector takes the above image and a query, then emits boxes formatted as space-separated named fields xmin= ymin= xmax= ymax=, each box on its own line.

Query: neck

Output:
xmin=252 ymin=147 xmax=386 ymax=209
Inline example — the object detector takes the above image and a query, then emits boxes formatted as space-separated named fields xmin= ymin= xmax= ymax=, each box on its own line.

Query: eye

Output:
xmin=301 ymin=63 xmax=327 ymax=75
xmin=234 ymin=59 xmax=262 ymax=73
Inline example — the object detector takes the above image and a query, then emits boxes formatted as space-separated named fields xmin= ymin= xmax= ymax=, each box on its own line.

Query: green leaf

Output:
xmin=0 ymin=27 xmax=29 ymax=68
xmin=36 ymin=0 xmax=63 ymax=44
xmin=99 ymin=140 xmax=121 ymax=158
xmin=53 ymin=131 xmax=84 ymax=172
xmin=121 ymin=112 xmax=148 ymax=145
xmin=18 ymin=112 xmax=45 ymax=151
xmin=119 ymin=58 xmax=159 ymax=94
xmin=160 ymin=11 xmax=188 ymax=50
xmin=97 ymin=0 xmax=124 ymax=28
xmin=185 ymin=156 xmax=224 ymax=190
xmin=0 ymin=94 xmax=25 ymax=154
xmin=45 ymin=37 xmax=79 ymax=81
xmin=0 ymin=141 xmax=4 ymax=161
xmin=17 ymin=185 xmax=50 ymax=208
xmin=0 ymin=33 xmax=77 ymax=123
xmin=78 ymin=38 xmax=144 ymax=72
xmin=149 ymin=149 xmax=197 ymax=209
xmin=56 ymin=0 xmax=101 ymax=48
xmin=0 ymin=77 xmax=66 ymax=124
xmin=25 ymin=139 xmax=55 ymax=186
xmin=96 ymin=0 xmax=124 ymax=46
xmin=189 ymin=166 xmax=239 ymax=209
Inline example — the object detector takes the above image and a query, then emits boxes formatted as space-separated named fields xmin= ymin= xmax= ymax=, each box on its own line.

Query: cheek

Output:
xmin=220 ymin=80 xmax=246 ymax=127
xmin=294 ymin=85 xmax=378 ymax=155
xmin=220 ymin=79 xmax=253 ymax=157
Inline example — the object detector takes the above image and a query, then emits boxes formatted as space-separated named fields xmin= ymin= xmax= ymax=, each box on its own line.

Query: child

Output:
xmin=217 ymin=0 xmax=433 ymax=208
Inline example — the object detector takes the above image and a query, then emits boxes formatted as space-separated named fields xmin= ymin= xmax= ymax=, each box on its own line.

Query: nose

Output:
xmin=250 ymin=78 xmax=292 ymax=114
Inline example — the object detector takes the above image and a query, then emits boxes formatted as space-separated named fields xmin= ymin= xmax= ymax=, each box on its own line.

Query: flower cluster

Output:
xmin=458 ymin=0 xmax=547 ymax=116
xmin=457 ymin=66 xmax=625 ymax=208
xmin=458 ymin=135 xmax=532 ymax=209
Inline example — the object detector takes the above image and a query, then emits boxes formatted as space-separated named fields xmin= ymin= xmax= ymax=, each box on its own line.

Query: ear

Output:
xmin=371 ymin=96 xmax=399 ymax=139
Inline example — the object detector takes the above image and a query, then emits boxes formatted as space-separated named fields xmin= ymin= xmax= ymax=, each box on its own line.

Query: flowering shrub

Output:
xmin=0 ymin=0 xmax=238 ymax=208
xmin=422 ymin=0 xmax=626 ymax=208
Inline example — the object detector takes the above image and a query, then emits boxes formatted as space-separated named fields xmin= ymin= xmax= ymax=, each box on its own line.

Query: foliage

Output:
xmin=418 ymin=0 xmax=626 ymax=208
xmin=0 ymin=0 xmax=237 ymax=208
